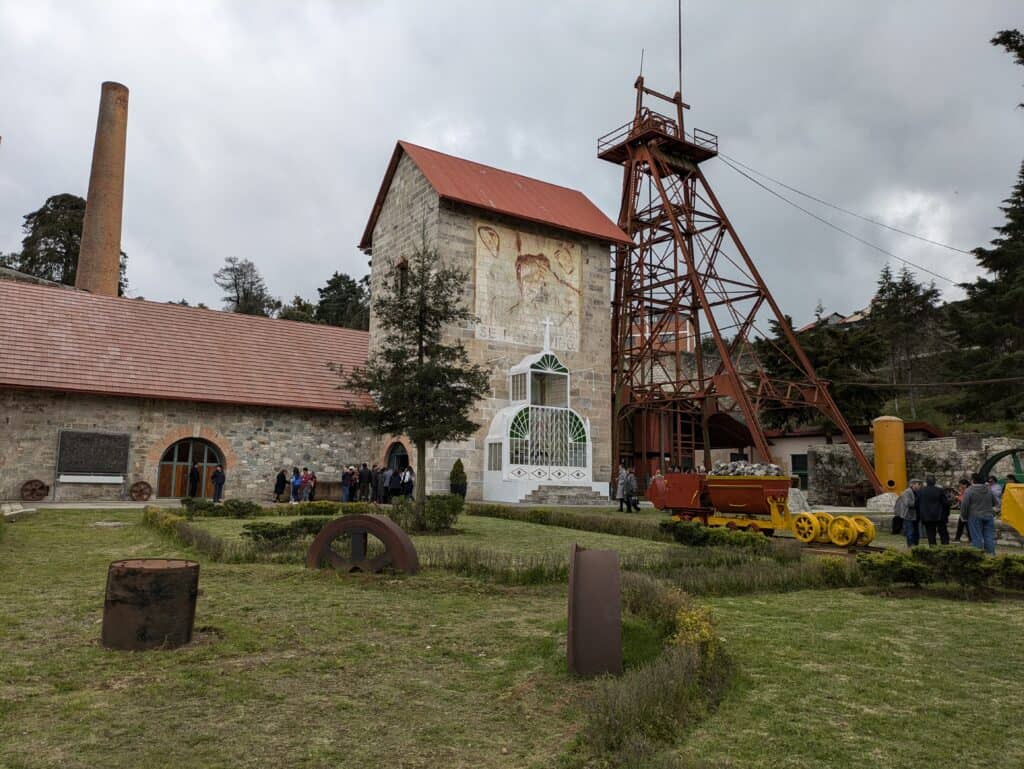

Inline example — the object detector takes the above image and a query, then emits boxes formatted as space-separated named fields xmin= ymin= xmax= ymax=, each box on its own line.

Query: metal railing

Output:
xmin=597 ymin=108 xmax=718 ymax=156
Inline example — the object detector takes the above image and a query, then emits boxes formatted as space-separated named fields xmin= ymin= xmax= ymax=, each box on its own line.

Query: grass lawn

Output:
xmin=4 ymin=510 xmax=1024 ymax=768
xmin=680 ymin=589 xmax=1024 ymax=768
xmin=0 ymin=510 xmax=589 ymax=769
xmin=192 ymin=513 xmax=676 ymax=559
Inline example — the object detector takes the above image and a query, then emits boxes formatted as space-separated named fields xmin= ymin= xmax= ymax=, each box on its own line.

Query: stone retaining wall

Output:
xmin=1 ymin=389 xmax=378 ymax=502
xmin=808 ymin=435 xmax=1024 ymax=505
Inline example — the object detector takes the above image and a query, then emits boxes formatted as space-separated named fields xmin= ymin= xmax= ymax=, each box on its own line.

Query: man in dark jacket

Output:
xmin=358 ymin=463 xmax=372 ymax=501
xmin=916 ymin=475 xmax=951 ymax=546
xmin=273 ymin=469 xmax=287 ymax=503
xmin=187 ymin=462 xmax=200 ymax=497
xmin=961 ymin=473 xmax=999 ymax=554
xmin=211 ymin=465 xmax=226 ymax=503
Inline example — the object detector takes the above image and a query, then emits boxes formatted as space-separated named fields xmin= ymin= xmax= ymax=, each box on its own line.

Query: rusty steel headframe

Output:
xmin=598 ymin=76 xmax=882 ymax=494
xmin=305 ymin=514 xmax=420 ymax=574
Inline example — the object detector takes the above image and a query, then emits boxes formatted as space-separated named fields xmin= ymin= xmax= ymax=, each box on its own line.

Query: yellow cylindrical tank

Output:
xmin=873 ymin=416 xmax=907 ymax=493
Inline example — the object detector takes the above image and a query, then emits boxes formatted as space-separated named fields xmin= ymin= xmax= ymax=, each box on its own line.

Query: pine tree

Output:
xmin=212 ymin=256 xmax=280 ymax=316
xmin=946 ymin=161 xmax=1024 ymax=420
xmin=756 ymin=314 xmax=890 ymax=435
xmin=315 ymin=272 xmax=370 ymax=330
xmin=944 ymin=32 xmax=1024 ymax=422
xmin=870 ymin=265 xmax=943 ymax=418
xmin=1 ymin=193 xmax=128 ymax=294
xmin=342 ymin=242 xmax=490 ymax=508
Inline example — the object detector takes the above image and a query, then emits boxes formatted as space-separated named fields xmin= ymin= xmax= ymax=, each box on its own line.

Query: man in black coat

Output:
xmin=187 ymin=462 xmax=200 ymax=498
xmin=916 ymin=475 xmax=951 ymax=545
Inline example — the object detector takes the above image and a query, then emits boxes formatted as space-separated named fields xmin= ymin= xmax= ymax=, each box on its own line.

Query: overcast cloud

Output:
xmin=1 ymin=0 xmax=1020 ymax=324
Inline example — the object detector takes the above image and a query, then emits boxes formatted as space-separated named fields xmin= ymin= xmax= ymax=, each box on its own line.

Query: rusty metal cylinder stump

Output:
xmin=101 ymin=558 xmax=199 ymax=651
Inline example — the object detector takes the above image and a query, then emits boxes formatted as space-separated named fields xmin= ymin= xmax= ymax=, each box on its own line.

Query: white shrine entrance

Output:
xmin=483 ymin=320 xmax=605 ymax=503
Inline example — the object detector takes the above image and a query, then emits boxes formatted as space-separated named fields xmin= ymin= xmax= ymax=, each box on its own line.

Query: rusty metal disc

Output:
xmin=20 ymin=479 xmax=48 ymax=502
xmin=306 ymin=514 xmax=419 ymax=574
xmin=130 ymin=481 xmax=153 ymax=502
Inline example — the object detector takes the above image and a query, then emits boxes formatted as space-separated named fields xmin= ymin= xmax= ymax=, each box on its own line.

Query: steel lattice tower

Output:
xmin=598 ymin=77 xmax=881 ymax=492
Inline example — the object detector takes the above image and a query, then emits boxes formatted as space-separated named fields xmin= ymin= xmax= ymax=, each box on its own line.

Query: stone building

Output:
xmin=0 ymin=279 xmax=394 ymax=502
xmin=2 ymin=139 xmax=629 ymax=504
xmin=359 ymin=141 xmax=630 ymax=501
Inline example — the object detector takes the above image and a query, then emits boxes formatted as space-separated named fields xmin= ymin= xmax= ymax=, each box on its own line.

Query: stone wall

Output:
xmin=366 ymin=159 xmax=613 ymax=500
xmin=808 ymin=434 xmax=1024 ymax=504
xmin=0 ymin=389 xmax=379 ymax=502
xmin=367 ymin=152 xmax=440 ymax=357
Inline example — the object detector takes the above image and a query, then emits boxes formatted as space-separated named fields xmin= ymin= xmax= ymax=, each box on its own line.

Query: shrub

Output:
xmin=386 ymin=495 xmax=463 ymax=533
xmin=993 ymin=554 xmax=1024 ymax=590
xmin=222 ymin=499 xmax=263 ymax=518
xmin=621 ymin=572 xmax=691 ymax=638
xmin=241 ymin=517 xmax=332 ymax=544
xmin=857 ymin=550 xmax=933 ymax=586
xmin=143 ymin=506 xmax=256 ymax=562
xmin=659 ymin=520 xmax=772 ymax=553
xmin=671 ymin=604 xmax=721 ymax=665
xmin=180 ymin=497 xmax=218 ymax=517
xmin=569 ymin=644 xmax=733 ymax=768
xmin=424 ymin=494 xmax=463 ymax=531
xmin=449 ymin=459 xmax=467 ymax=497
xmin=467 ymin=503 xmax=669 ymax=542
xmin=910 ymin=546 xmax=993 ymax=589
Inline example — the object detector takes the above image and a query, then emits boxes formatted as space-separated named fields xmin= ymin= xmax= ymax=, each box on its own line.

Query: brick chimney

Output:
xmin=76 ymin=81 xmax=128 ymax=296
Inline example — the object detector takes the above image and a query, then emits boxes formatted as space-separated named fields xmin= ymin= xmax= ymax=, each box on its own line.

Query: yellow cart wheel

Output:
xmin=828 ymin=516 xmax=859 ymax=547
xmin=792 ymin=512 xmax=821 ymax=543
xmin=852 ymin=515 xmax=876 ymax=546
xmin=813 ymin=512 xmax=834 ymax=542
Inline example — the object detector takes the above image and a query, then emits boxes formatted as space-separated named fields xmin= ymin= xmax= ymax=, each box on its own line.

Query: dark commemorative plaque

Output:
xmin=57 ymin=431 xmax=130 ymax=475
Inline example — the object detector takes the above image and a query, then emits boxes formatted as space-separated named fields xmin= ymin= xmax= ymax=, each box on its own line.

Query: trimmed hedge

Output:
xmin=143 ymin=507 xmax=255 ymax=562
xmin=466 ymin=503 xmax=670 ymax=542
xmin=390 ymin=495 xmax=463 ymax=533
xmin=857 ymin=546 xmax=1024 ymax=591
xmin=241 ymin=517 xmax=332 ymax=544
xmin=567 ymin=572 xmax=733 ymax=768
xmin=659 ymin=520 xmax=773 ymax=552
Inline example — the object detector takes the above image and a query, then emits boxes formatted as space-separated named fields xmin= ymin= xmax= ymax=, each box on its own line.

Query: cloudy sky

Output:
xmin=1 ymin=1 xmax=1020 ymax=324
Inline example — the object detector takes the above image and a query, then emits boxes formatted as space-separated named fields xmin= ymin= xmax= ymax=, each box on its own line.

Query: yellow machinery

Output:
xmin=649 ymin=474 xmax=877 ymax=547
xmin=1002 ymin=484 xmax=1024 ymax=537
xmin=873 ymin=415 xmax=908 ymax=495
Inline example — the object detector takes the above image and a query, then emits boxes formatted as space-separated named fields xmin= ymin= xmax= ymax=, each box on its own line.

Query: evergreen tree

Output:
xmin=315 ymin=272 xmax=370 ymax=330
xmin=756 ymin=314 xmax=890 ymax=435
xmin=944 ymin=32 xmax=1024 ymax=422
xmin=278 ymin=295 xmax=319 ymax=324
xmin=342 ymin=242 xmax=490 ymax=508
xmin=946 ymin=161 xmax=1024 ymax=420
xmin=212 ymin=256 xmax=280 ymax=316
xmin=870 ymin=265 xmax=943 ymax=418
xmin=1 ymin=193 xmax=128 ymax=294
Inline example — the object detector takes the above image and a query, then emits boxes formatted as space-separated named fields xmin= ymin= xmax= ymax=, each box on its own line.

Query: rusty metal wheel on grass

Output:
xmin=130 ymin=481 xmax=153 ymax=502
xmin=20 ymin=479 xmax=49 ymax=502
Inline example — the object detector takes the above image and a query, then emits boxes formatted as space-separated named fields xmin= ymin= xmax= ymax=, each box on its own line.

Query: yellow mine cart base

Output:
xmin=680 ymin=498 xmax=877 ymax=547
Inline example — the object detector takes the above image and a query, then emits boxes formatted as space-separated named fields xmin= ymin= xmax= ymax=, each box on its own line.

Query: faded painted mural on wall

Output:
xmin=474 ymin=222 xmax=582 ymax=351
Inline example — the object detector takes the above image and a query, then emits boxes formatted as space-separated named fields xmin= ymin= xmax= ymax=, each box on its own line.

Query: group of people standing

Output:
xmin=272 ymin=463 xmax=414 ymax=504
xmin=615 ymin=466 xmax=639 ymax=513
xmin=896 ymin=473 xmax=1016 ymax=554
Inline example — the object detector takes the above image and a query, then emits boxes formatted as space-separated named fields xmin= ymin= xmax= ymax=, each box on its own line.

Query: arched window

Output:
xmin=385 ymin=442 xmax=409 ymax=471
xmin=507 ymin=406 xmax=587 ymax=468
xmin=157 ymin=438 xmax=224 ymax=498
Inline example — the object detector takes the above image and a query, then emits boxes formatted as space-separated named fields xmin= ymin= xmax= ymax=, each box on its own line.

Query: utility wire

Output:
xmin=834 ymin=376 xmax=1024 ymax=388
xmin=719 ymin=153 xmax=974 ymax=256
xmin=718 ymin=157 xmax=957 ymax=285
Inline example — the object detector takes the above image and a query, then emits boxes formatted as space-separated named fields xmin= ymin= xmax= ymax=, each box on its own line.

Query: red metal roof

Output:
xmin=0 ymin=280 xmax=372 ymax=412
xmin=359 ymin=141 xmax=631 ymax=250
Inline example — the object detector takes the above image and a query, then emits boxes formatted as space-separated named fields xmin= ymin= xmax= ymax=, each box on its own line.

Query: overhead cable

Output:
xmin=718 ymin=157 xmax=956 ymax=285
xmin=719 ymin=153 xmax=974 ymax=256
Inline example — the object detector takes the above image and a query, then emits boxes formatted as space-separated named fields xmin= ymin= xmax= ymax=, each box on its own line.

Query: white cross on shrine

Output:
xmin=541 ymin=316 xmax=553 ymax=351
